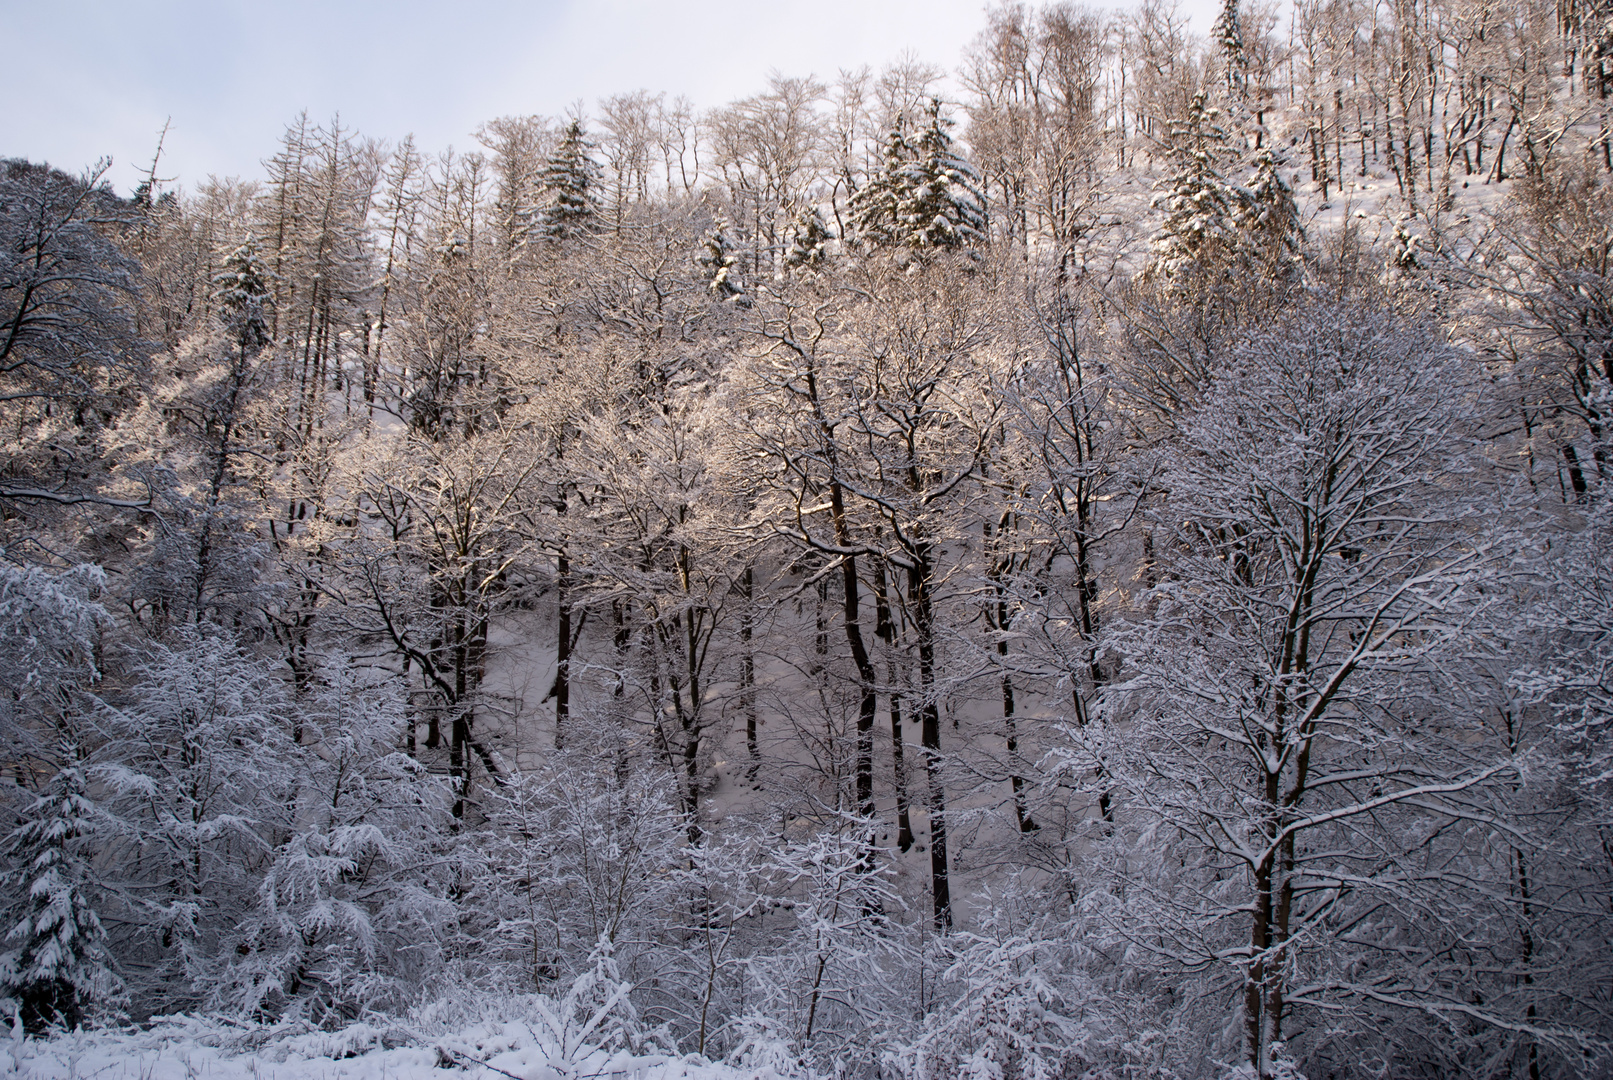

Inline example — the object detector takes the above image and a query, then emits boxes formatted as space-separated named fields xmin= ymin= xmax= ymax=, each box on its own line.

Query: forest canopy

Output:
xmin=2 ymin=2 xmax=1612 ymax=1078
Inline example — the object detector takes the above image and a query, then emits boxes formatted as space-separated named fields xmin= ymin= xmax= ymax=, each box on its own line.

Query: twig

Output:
xmin=434 ymin=1044 xmax=528 ymax=1080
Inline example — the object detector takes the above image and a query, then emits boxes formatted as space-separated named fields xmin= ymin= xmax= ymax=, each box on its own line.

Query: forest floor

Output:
xmin=0 ymin=1014 xmax=795 ymax=1079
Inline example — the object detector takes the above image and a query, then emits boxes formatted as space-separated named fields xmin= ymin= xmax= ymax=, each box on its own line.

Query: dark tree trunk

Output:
xmin=875 ymin=560 xmax=914 ymax=852
xmin=554 ymin=545 xmax=571 ymax=749
xmin=741 ymin=565 xmax=759 ymax=782
xmin=908 ymin=547 xmax=950 ymax=931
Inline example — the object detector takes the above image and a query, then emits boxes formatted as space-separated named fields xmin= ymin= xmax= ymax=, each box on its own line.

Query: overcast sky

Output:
xmin=4 ymin=0 xmax=1219 ymax=196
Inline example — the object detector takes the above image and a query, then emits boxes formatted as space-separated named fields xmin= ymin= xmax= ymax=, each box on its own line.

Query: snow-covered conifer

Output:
xmin=0 ymin=766 xmax=120 ymax=1034
xmin=212 ymin=238 xmax=272 ymax=357
xmin=1214 ymin=0 xmax=1250 ymax=103
xmin=699 ymin=214 xmax=745 ymax=298
xmin=539 ymin=120 xmax=602 ymax=241
xmin=1234 ymin=147 xmax=1302 ymax=265
xmin=845 ymin=121 xmax=910 ymax=250
xmin=1147 ymin=93 xmax=1243 ymax=278
xmin=784 ymin=204 xmax=833 ymax=269
xmin=1148 ymin=93 xmax=1301 ymax=282
xmin=897 ymin=99 xmax=987 ymax=251
xmin=847 ymin=101 xmax=985 ymax=255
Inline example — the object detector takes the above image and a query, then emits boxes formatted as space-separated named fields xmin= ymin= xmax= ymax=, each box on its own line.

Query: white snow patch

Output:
xmin=3 ymin=1018 xmax=805 ymax=1080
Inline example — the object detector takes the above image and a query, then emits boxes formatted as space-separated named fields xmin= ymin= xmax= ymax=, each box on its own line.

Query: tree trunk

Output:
xmin=875 ymin=559 xmax=915 ymax=852
xmin=554 ymin=546 xmax=571 ymax=749
xmin=741 ymin=565 xmax=759 ymax=782
xmin=908 ymin=547 xmax=950 ymax=931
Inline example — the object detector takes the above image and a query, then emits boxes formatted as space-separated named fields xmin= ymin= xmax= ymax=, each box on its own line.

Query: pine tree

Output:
xmin=0 ymin=766 xmax=119 ymax=1035
xmin=847 ymin=101 xmax=986 ymax=255
xmin=699 ymin=214 xmax=745 ymax=298
xmin=213 ymin=238 xmax=273 ymax=357
xmin=784 ymin=204 xmax=834 ymax=269
xmin=1214 ymin=0 xmax=1250 ymax=104
xmin=1148 ymin=93 xmax=1242 ymax=277
xmin=897 ymin=98 xmax=987 ymax=251
xmin=539 ymin=120 xmax=602 ymax=241
xmin=1148 ymin=93 xmax=1301 ymax=282
xmin=846 ymin=121 xmax=911 ymax=250
xmin=1233 ymin=147 xmax=1302 ymax=267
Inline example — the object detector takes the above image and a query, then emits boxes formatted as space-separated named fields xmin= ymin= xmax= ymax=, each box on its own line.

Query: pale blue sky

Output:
xmin=4 ymin=0 xmax=1218 ymax=195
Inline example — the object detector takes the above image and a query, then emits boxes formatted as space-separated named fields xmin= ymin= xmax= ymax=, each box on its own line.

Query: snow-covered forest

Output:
xmin=3 ymin=0 xmax=1613 ymax=1075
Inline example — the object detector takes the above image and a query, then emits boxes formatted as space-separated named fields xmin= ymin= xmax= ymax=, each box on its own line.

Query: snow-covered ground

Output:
xmin=2 ymin=960 xmax=811 ymax=1080
xmin=1 ymin=1016 xmax=801 ymax=1079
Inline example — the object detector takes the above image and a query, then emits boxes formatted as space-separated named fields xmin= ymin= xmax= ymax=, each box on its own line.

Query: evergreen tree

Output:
xmin=784 ymin=203 xmax=833 ymax=269
xmin=1148 ymin=93 xmax=1242 ymax=277
xmin=0 ymin=766 xmax=119 ymax=1035
xmin=1148 ymin=93 xmax=1301 ymax=282
xmin=213 ymin=239 xmax=273 ymax=357
xmin=1213 ymin=0 xmax=1250 ymax=104
xmin=539 ymin=120 xmax=602 ymax=241
xmin=1233 ymin=146 xmax=1302 ymax=266
xmin=699 ymin=214 xmax=745 ymax=298
xmin=897 ymin=98 xmax=987 ymax=251
xmin=846 ymin=121 xmax=911 ymax=250
xmin=847 ymin=101 xmax=986 ymax=254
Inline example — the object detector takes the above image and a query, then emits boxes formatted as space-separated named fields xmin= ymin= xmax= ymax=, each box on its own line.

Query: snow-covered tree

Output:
xmin=91 ymin=630 xmax=297 ymax=1014
xmin=1214 ymin=0 xmax=1251 ymax=105
xmin=125 ymin=324 xmax=275 ymax=634
xmin=337 ymin=414 xmax=541 ymax=819
xmin=1147 ymin=93 xmax=1301 ymax=283
xmin=0 ymin=766 xmax=120 ymax=1034
xmin=741 ymin=262 xmax=1002 ymax=929
xmin=479 ymin=114 xmax=551 ymax=259
xmin=898 ymin=99 xmax=987 ymax=251
xmin=569 ymin=389 xmax=744 ymax=836
xmin=893 ymin=929 xmax=1095 ymax=1080
xmin=1235 ymin=147 xmax=1301 ymax=267
xmin=538 ymin=119 xmax=602 ymax=242
xmin=741 ymin=824 xmax=908 ymax=1065
xmin=252 ymin=117 xmax=379 ymax=433
xmin=473 ymin=738 xmax=686 ymax=994
xmin=846 ymin=121 xmax=910 ymax=250
xmin=0 ymin=159 xmax=139 ymax=425
xmin=1147 ymin=93 xmax=1242 ymax=277
xmin=0 ymin=561 xmax=107 ymax=769
xmin=783 ymin=203 xmax=833 ymax=270
xmin=847 ymin=101 xmax=985 ymax=255
xmin=0 ymin=159 xmax=145 ymax=545
xmin=1528 ymin=502 xmax=1613 ymax=803
xmin=699 ymin=213 xmax=746 ymax=298
xmin=1088 ymin=299 xmax=1516 ymax=1076
xmin=213 ymin=238 xmax=273 ymax=358
xmin=1478 ymin=167 xmax=1613 ymax=501
xmin=213 ymin=660 xmax=455 ymax=1023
